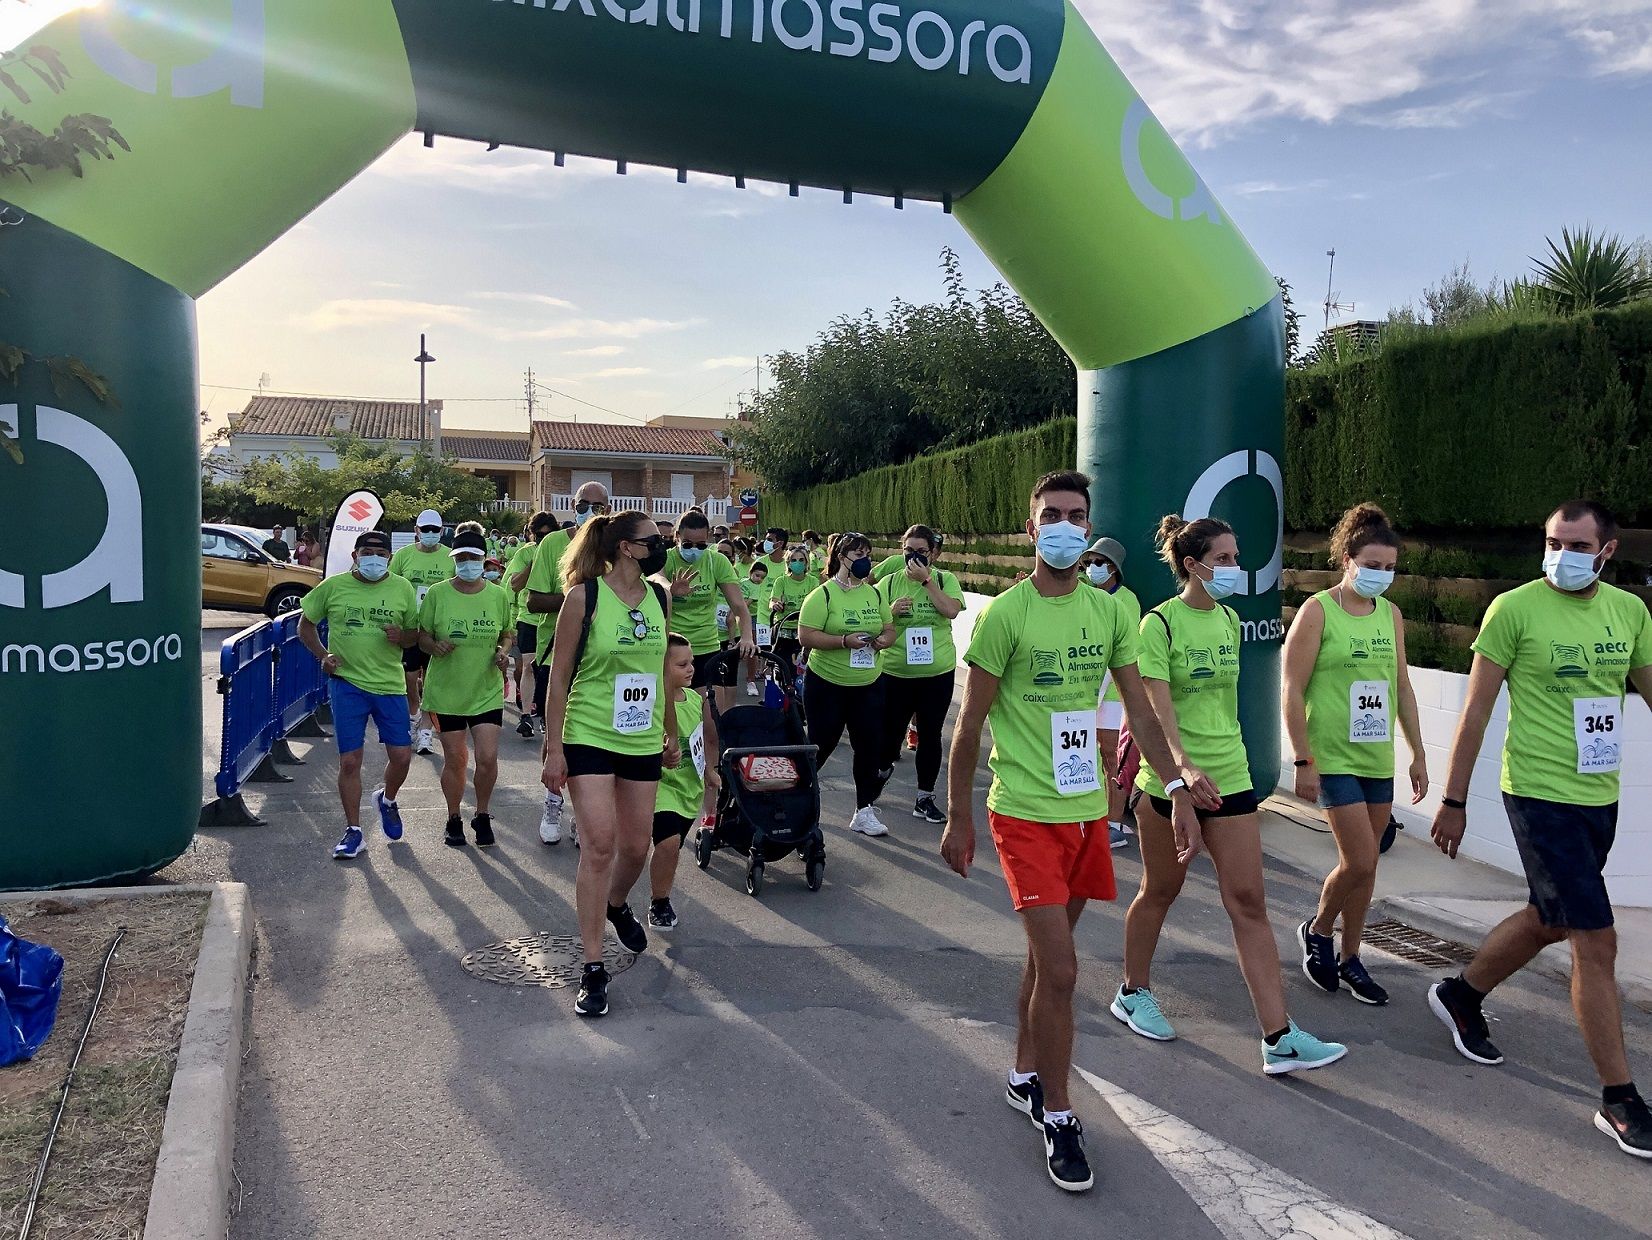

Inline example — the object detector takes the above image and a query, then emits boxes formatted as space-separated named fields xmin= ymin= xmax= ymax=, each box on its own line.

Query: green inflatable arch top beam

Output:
xmin=0 ymin=0 xmax=1284 ymax=888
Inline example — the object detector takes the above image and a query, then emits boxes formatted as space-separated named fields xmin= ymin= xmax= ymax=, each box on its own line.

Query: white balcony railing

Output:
xmin=549 ymin=495 xmax=731 ymax=523
xmin=484 ymin=500 xmax=534 ymax=514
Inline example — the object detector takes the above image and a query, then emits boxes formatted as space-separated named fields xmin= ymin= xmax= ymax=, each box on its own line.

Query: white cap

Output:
xmin=416 ymin=509 xmax=443 ymax=528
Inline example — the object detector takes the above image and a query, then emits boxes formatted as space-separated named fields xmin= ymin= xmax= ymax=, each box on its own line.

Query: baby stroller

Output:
xmin=694 ymin=650 xmax=824 ymax=896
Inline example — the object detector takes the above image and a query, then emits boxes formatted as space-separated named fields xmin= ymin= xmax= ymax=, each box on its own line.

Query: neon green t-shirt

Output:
xmin=660 ymin=547 xmax=739 ymax=656
xmin=730 ymin=569 xmax=770 ymax=640
xmin=299 ymin=571 xmax=418 ymax=697
xmin=562 ymin=579 xmax=668 ymax=757
xmin=506 ymin=540 xmax=537 ymax=627
xmin=964 ymin=578 xmax=1139 ymax=823
xmin=417 ymin=580 xmax=514 ymax=717
xmin=526 ymin=528 xmax=574 ymax=659
xmin=1100 ymin=585 xmax=1142 ymax=705
xmin=655 ymin=689 xmax=709 ymax=820
xmin=872 ymin=553 xmax=905 ymax=583
xmin=799 ymin=581 xmax=892 ymax=687
xmin=389 ymin=543 xmax=454 ymax=609
xmin=1472 ymin=579 xmax=1652 ymax=806
xmin=1305 ymin=591 xmax=1398 ymax=779
xmin=877 ymin=567 xmax=965 ymax=679
xmin=767 ymin=569 xmax=815 ymax=639
xmin=1135 ymin=598 xmax=1251 ymax=799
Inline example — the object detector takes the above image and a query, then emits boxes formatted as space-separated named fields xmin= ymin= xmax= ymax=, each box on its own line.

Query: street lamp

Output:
xmin=415 ymin=333 xmax=436 ymax=449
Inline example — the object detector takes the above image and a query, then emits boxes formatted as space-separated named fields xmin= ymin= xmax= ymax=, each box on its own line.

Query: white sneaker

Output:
xmin=415 ymin=727 xmax=435 ymax=755
xmin=539 ymin=791 xmax=563 ymax=845
xmin=850 ymin=807 xmax=889 ymax=837
xmin=745 ymin=680 xmax=758 ymax=697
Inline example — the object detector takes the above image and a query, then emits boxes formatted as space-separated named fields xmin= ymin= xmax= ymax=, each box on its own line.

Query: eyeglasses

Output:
xmin=574 ymin=501 xmax=609 ymax=515
xmin=627 ymin=608 xmax=649 ymax=640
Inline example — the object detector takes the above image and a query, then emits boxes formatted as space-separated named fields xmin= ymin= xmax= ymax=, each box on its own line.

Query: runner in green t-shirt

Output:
xmin=1079 ymin=537 xmax=1141 ymax=851
xmin=1120 ymin=512 xmax=1346 ymax=1076
xmin=943 ymin=471 xmax=1201 ymax=1193
xmin=767 ymin=546 xmax=816 ymax=676
xmin=733 ymin=560 xmax=770 ymax=696
xmin=505 ymin=512 xmax=554 ymax=742
xmin=659 ymin=509 xmax=755 ymax=710
xmin=541 ymin=510 xmax=676 ymax=1019
xmin=871 ymin=551 xmax=905 ymax=582
xmin=418 ymin=530 xmax=516 ymax=848
xmin=389 ymin=508 xmax=452 ymax=756
xmin=297 ymin=528 xmax=419 ymax=861
xmin=875 ymin=524 xmax=965 ymax=825
xmin=798 ymin=532 xmax=897 ymax=836
xmin=1283 ymin=504 xmax=1427 ymax=1006
xmin=1426 ymin=501 xmax=1652 ymax=1157
xmin=644 ymin=635 xmax=722 ymax=932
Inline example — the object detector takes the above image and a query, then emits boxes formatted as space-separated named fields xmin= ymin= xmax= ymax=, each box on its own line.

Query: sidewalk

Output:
xmin=1258 ymin=794 xmax=1652 ymax=1012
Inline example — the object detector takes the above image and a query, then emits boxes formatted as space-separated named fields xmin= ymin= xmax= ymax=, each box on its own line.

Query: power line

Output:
xmin=528 ymin=380 xmax=649 ymax=424
xmin=654 ymin=365 xmax=758 ymax=418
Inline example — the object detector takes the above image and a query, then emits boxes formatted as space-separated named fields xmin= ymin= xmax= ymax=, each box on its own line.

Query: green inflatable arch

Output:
xmin=0 ymin=0 xmax=1284 ymax=888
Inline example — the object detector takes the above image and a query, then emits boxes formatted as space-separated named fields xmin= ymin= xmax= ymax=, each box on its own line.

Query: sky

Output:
xmin=8 ymin=0 xmax=1652 ymax=434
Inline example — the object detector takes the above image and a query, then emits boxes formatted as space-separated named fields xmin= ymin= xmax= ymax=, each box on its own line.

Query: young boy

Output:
xmin=737 ymin=558 xmax=770 ymax=695
xmin=649 ymin=635 xmax=721 ymax=930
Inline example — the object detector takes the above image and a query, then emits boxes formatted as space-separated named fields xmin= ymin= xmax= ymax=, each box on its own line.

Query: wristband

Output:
xmin=1442 ymin=796 xmax=1467 ymax=810
xmin=1294 ymin=758 xmax=1313 ymax=767
xmin=1163 ymin=778 xmax=1187 ymax=796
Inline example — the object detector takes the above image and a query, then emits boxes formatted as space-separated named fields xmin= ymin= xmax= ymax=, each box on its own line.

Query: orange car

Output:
xmin=201 ymin=523 xmax=321 ymax=617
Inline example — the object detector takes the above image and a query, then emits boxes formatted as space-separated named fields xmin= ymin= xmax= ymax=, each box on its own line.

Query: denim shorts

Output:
xmin=329 ymin=678 xmax=412 ymax=755
xmin=1317 ymin=773 xmax=1396 ymax=809
xmin=1505 ymin=794 xmax=1617 ymax=931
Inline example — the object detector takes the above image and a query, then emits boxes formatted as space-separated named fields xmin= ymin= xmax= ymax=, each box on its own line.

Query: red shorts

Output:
xmin=988 ymin=812 xmax=1117 ymax=911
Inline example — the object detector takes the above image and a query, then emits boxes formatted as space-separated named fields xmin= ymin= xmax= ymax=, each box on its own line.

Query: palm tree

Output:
xmin=1530 ymin=227 xmax=1652 ymax=314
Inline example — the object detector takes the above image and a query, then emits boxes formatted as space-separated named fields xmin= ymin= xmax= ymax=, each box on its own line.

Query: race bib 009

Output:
xmin=613 ymin=674 xmax=656 ymax=734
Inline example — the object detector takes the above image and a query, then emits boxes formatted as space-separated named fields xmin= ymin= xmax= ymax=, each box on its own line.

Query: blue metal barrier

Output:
xmin=200 ymin=613 xmax=331 ymax=827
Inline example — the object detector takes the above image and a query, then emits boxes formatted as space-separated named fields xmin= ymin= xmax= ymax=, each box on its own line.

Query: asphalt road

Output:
xmin=176 ymin=622 xmax=1652 ymax=1239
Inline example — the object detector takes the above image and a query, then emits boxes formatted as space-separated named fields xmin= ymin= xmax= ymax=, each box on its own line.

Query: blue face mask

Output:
xmin=1544 ymin=548 xmax=1601 ymax=592
xmin=418 ymin=530 xmax=441 ymax=548
xmin=1351 ymin=566 xmax=1394 ymax=599
xmin=1201 ymin=564 xmax=1244 ymax=600
xmin=762 ymin=539 xmax=776 ymax=555
xmin=357 ymin=554 xmax=389 ymax=581
xmin=455 ymin=560 xmax=485 ymax=582
xmin=850 ymin=556 xmax=872 ymax=580
xmin=788 ymin=561 xmax=808 ymax=577
xmin=1035 ymin=521 xmax=1088 ymax=571
xmin=484 ymin=570 xmax=502 ymax=582
xmin=1086 ymin=564 xmax=1109 ymax=586
xmin=679 ymin=546 xmax=704 ymax=565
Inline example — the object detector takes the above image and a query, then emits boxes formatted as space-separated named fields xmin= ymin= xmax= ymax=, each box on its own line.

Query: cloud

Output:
xmin=475 ymin=292 xmax=578 ymax=311
xmin=492 ymin=317 xmax=702 ymax=342
xmin=1228 ymin=178 xmax=1330 ymax=196
xmin=699 ymin=356 xmax=754 ymax=370
xmin=562 ymin=345 xmax=628 ymax=357
xmin=298 ymin=299 xmax=474 ymax=330
xmin=1575 ymin=21 xmax=1652 ymax=72
xmin=1358 ymin=89 xmax=1526 ymax=129
xmin=583 ymin=367 xmax=654 ymax=379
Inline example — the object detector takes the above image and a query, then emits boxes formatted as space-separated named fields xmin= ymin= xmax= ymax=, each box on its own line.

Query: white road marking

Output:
xmin=614 ymin=1086 xmax=650 ymax=1141
xmin=1077 ymin=1068 xmax=1412 ymax=1240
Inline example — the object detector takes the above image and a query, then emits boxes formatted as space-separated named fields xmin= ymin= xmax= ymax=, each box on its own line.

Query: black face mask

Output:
xmin=905 ymin=550 xmax=929 ymax=567
xmin=849 ymin=556 xmax=873 ymax=579
xmin=633 ymin=535 xmax=668 ymax=577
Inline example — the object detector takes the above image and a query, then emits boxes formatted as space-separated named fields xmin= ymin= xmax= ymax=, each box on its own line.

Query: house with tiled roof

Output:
xmin=224 ymin=396 xmax=533 ymax=507
xmin=530 ymin=418 xmax=737 ymax=523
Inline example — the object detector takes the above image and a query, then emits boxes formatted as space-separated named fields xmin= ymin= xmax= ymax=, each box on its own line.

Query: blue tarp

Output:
xmin=0 ymin=915 xmax=64 ymax=1066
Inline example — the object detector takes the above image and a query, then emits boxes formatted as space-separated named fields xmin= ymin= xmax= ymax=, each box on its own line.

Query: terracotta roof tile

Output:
xmin=531 ymin=421 xmax=725 ymax=458
xmin=231 ymin=395 xmax=436 ymax=441
xmin=440 ymin=433 xmax=529 ymax=463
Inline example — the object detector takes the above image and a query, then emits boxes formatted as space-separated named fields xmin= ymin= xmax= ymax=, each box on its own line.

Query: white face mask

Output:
xmin=1351 ymin=566 xmax=1394 ymax=599
xmin=1544 ymin=548 xmax=1601 ymax=592
xmin=1200 ymin=564 xmax=1243 ymax=600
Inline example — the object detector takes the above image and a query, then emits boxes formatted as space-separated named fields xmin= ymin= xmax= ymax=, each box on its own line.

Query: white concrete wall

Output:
xmin=1277 ymin=666 xmax=1652 ymax=909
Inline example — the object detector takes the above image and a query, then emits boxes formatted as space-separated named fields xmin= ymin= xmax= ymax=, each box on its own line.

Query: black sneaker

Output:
xmin=1595 ymin=1096 xmax=1652 ymax=1160
xmin=648 ymin=898 xmax=678 ymax=931
xmin=1043 ymin=1116 xmax=1094 ymax=1192
xmin=1006 ymin=1074 xmax=1045 ymax=1129
xmin=1338 ymin=955 xmax=1388 ymax=1005
xmin=516 ymin=714 xmax=536 ymax=739
xmin=575 ymin=963 xmax=609 ymax=1018
xmin=607 ymin=902 xmax=648 ymax=954
xmin=444 ymin=816 xmax=467 ymax=848
xmin=471 ymin=813 xmax=496 ymax=848
xmin=1428 ymin=979 xmax=1504 ymax=1065
xmin=913 ymin=795 xmax=947 ymax=825
xmin=1299 ymin=920 xmax=1339 ymax=993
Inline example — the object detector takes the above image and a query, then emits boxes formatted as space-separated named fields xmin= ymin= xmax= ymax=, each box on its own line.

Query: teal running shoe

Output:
xmin=1110 ymin=985 xmax=1176 ymax=1042
xmin=1263 ymin=1021 xmax=1347 ymax=1075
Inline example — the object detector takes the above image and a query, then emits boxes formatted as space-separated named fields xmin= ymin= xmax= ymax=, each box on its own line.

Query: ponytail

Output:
xmin=561 ymin=510 xmax=654 ymax=591
xmin=1329 ymin=502 xmax=1400 ymax=566
xmin=1155 ymin=513 xmax=1234 ymax=582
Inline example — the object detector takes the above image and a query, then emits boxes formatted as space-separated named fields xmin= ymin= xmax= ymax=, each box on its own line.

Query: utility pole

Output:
xmin=525 ymin=366 xmax=535 ymax=430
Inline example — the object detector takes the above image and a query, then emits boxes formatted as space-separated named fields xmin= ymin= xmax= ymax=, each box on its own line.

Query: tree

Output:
xmin=1531 ymin=226 xmax=1652 ymax=315
xmin=1277 ymin=276 xmax=1302 ymax=366
xmin=1388 ymin=261 xmax=1495 ymax=329
xmin=241 ymin=436 xmax=499 ymax=530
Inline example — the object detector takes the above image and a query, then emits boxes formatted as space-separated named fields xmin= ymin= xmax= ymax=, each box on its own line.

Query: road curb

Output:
xmin=1374 ymin=894 xmax=1652 ymax=1013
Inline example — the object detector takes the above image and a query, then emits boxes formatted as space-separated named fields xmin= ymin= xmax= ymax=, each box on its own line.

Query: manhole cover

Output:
xmin=1363 ymin=920 xmax=1478 ymax=969
xmin=461 ymin=933 xmax=637 ymax=988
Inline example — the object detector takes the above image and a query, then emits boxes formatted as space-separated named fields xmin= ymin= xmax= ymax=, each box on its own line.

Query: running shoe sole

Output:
xmin=649 ymin=919 xmax=677 ymax=932
xmin=1427 ymin=983 xmax=1503 ymax=1065
xmin=1340 ymin=977 xmax=1388 ymax=1005
xmin=575 ymin=998 xmax=608 ymax=1018
xmin=374 ymin=791 xmax=404 ymax=841
xmin=1594 ymin=1111 xmax=1652 ymax=1159
xmin=1264 ymin=1045 xmax=1348 ymax=1075
xmin=1043 ymin=1135 xmax=1094 ymax=1193
xmin=1298 ymin=921 xmax=1339 ymax=994
xmin=1109 ymin=997 xmax=1176 ymax=1042
xmin=1005 ymin=1085 xmax=1043 ymax=1130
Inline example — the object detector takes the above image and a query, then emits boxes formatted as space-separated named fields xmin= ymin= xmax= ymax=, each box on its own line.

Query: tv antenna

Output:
xmin=1323 ymin=248 xmax=1356 ymax=331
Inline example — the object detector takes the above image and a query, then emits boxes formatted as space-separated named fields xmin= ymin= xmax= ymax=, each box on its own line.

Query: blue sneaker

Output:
xmin=1263 ymin=1021 xmax=1347 ymax=1075
xmin=374 ymin=788 xmax=404 ymax=841
xmin=1110 ymin=985 xmax=1176 ymax=1041
xmin=332 ymin=826 xmax=364 ymax=859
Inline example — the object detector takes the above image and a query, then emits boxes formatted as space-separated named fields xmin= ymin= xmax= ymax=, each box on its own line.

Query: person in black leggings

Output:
xmin=877 ymin=524 xmax=965 ymax=825
xmin=798 ymin=532 xmax=897 ymax=837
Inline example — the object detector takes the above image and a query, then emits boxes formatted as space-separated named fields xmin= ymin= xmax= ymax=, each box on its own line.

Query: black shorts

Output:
xmin=1148 ymin=789 xmax=1260 ymax=822
xmin=653 ymin=811 xmax=694 ymax=846
xmin=402 ymin=647 xmax=430 ymax=672
xmin=692 ymin=649 xmax=736 ymax=690
xmin=564 ymin=743 xmax=663 ymax=783
xmin=433 ymin=710 xmax=504 ymax=733
xmin=1505 ymin=793 xmax=1617 ymax=931
xmin=515 ymin=622 xmax=538 ymax=655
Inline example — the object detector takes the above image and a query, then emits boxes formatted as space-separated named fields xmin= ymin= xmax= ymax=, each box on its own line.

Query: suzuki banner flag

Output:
xmin=326 ymin=490 xmax=384 ymax=579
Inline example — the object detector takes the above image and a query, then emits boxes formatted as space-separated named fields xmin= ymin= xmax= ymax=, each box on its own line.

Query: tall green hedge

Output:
xmin=1287 ymin=301 xmax=1652 ymax=529
xmin=764 ymin=418 xmax=1076 ymax=535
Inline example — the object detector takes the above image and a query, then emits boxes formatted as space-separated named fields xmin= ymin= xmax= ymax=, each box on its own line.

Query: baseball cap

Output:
xmin=1089 ymin=537 xmax=1127 ymax=569
xmin=354 ymin=530 xmax=391 ymax=552
xmin=416 ymin=508 xmax=443 ymax=529
xmin=450 ymin=530 xmax=487 ymax=557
